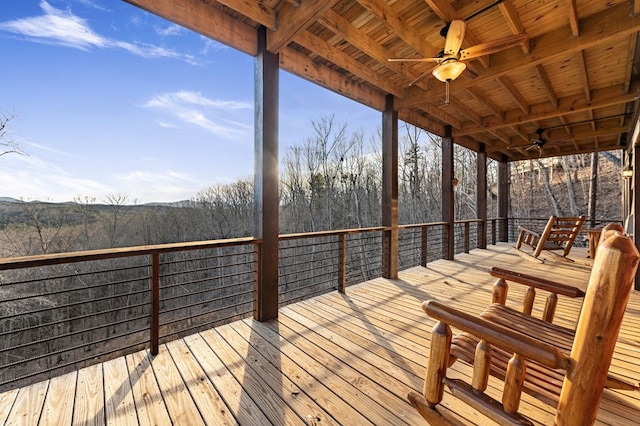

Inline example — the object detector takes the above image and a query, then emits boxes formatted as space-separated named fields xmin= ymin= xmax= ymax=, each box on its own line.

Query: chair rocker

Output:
xmin=514 ymin=215 xmax=585 ymax=263
xmin=409 ymin=229 xmax=640 ymax=426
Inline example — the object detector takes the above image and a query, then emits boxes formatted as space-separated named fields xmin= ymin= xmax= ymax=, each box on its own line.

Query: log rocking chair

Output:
xmin=409 ymin=228 xmax=640 ymax=425
xmin=513 ymin=215 xmax=585 ymax=263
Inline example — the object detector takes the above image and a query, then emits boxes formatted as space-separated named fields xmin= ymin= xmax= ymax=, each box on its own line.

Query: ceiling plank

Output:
xmin=279 ymin=47 xmax=387 ymax=111
xmin=497 ymin=76 xmax=529 ymax=114
xmin=456 ymin=84 xmax=639 ymax=137
xmin=215 ymin=0 xmax=277 ymax=30
xmin=498 ymin=0 xmax=529 ymax=53
xmin=293 ymin=31 xmax=405 ymax=97
xmin=624 ymin=33 xmax=639 ymax=94
xmin=534 ymin=64 xmax=559 ymax=109
xmin=400 ymin=2 xmax=640 ymax=106
xmin=356 ymin=0 xmax=439 ymax=59
xmin=124 ymin=0 xmax=257 ymax=55
xmin=267 ymin=0 xmax=339 ymax=53
xmin=465 ymin=86 xmax=504 ymax=120
xmin=566 ymin=0 xmax=580 ymax=37
xmin=414 ymin=101 xmax=463 ymax=129
xmin=447 ymin=97 xmax=482 ymax=125
xmin=317 ymin=9 xmax=428 ymax=86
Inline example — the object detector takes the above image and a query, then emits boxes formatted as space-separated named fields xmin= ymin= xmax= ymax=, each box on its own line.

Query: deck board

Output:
xmin=1 ymin=243 xmax=640 ymax=425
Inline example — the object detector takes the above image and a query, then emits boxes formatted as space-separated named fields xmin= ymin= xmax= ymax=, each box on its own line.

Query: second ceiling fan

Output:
xmin=389 ymin=20 xmax=527 ymax=103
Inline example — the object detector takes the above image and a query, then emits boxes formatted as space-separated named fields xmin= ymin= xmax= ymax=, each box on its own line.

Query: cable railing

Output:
xmin=0 ymin=216 xmax=590 ymax=392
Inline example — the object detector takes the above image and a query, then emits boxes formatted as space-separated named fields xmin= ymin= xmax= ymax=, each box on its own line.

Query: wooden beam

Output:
xmin=497 ymin=159 xmax=509 ymax=242
xmin=466 ymin=86 xmax=504 ymax=120
xmin=399 ymin=109 xmax=446 ymax=137
xmin=402 ymin=3 xmax=640 ymax=106
xmin=634 ymin=144 xmax=640 ymax=290
xmin=497 ymin=76 xmax=529 ymax=114
xmin=566 ymin=0 xmax=580 ymax=37
xmin=499 ymin=0 xmax=530 ymax=53
xmin=267 ymin=0 xmax=339 ymax=53
xmin=636 ymin=0 xmax=640 ymax=16
xmin=456 ymin=84 xmax=639 ymax=137
xmin=293 ymin=30 xmax=405 ymax=97
xmin=382 ymin=95 xmax=399 ymax=279
xmin=254 ymin=26 xmax=279 ymax=321
xmin=279 ymin=47 xmax=387 ymax=112
xmin=448 ymin=97 xmax=482 ymax=125
xmin=477 ymin=144 xmax=488 ymax=249
xmin=216 ymin=0 xmax=277 ymax=30
xmin=624 ymin=33 xmax=639 ymax=94
xmin=124 ymin=0 xmax=257 ymax=55
xmin=577 ymin=50 xmax=592 ymax=102
xmin=356 ymin=0 xmax=439 ymax=59
xmin=534 ymin=64 xmax=559 ymax=109
xmin=413 ymin=101 xmax=464 ymax=129
xmin=442 ymin=125 xmax=455 ymax=260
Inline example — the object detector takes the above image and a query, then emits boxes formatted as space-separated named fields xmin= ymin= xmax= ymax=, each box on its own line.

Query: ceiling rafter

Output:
xmin=534 ymin=64 xmax=559 ymax=109
xmin=423 ymin=0 xmax=490 ymax=68
xmin=566 ymin=0 xmax=580 ymax=37
xmin=577 ymin=50 xmax=592 ymax=102
xmin=293 ymin=30 xmax=405 ymax=97
xmin=398 ymin=3 xmax=640 ymax=107
xmin=456 ymin=84 xmax=638 ymax=137
xmin=267 ymin=0 xmax=339 ymax=52
xmin=498 ymin=0 xmax=529 ymax=53
xmin=317 ymin=9 xmax=428 ymax=88
xmin=447 ymin=97 xmax=482 ymax=125
xmin=497 ymin=76 xmax=529 ymax=114
xmin=465 ymin=86 xmax=504 ymax=120
xmin=414 ymin=101 xmax=464 ymax=129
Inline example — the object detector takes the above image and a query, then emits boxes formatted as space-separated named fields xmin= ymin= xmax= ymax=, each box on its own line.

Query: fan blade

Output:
xmin=388 ymin=57 xmax=441 ymax=62
xmin=444 ymin=20 xmax=465 ymax=55
xmin=459 ymin=33 xmax=527 ymax=60
xmin=408 ymin=64 xmax=439 ymax=86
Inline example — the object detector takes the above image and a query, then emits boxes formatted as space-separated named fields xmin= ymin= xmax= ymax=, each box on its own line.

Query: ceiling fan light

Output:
xmin=432 ymin=61 xmax=466 ymax=82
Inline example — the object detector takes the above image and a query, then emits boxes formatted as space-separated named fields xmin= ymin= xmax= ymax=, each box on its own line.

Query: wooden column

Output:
xmin=254 ymin=26 xmax=279 ymax=321
xmin=477 ymin=143 xmax=487 ymax=249
xmin=382 ymin=94 xmax=399 ymax=279
xmin=634 ymin=145 xmax=640 ymax=290
xmin=442 ymin=125 xmax=455 ymax=260
xmin=497 ymin=156 xmax=509 ymax=242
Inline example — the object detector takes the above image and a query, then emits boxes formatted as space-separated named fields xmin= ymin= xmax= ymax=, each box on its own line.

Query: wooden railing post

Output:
xmin=338 ymin=233 xmax=347 ymax=293
xmin=150 ymin=252 xmax=160 ymax=356
xmin=491 ymin=218 xmax=497 ymax=245
xmin=420 ymin=225 xmax=428 ymax=267
xmin=464 ymin=222 xmax=470 ymax=253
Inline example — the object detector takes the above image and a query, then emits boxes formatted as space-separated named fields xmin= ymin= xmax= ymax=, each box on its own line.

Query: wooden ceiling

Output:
xmin=125 ymin=0 xmax=640 ymax=161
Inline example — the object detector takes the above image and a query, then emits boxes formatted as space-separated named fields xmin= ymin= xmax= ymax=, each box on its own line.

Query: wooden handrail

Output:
xmin=423 ymin=300 xmax=571 ymax=370
xmin=489 ymin=267 xmax=585 ymax=298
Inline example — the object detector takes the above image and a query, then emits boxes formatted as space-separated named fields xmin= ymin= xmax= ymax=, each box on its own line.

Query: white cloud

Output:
xmin=0 ymin=1 xmax=196 ymax=63
xmin=143 ymin=91 xmax=252 ymax=138
xmin=156 ymin=24 xmax=183 ymax=37
xmin=116 ymin=170 xmax=199 ymax=202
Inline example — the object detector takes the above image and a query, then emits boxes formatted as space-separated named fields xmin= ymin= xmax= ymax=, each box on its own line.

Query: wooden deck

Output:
xmin=1 ymin=243 xmax=639 ymax=425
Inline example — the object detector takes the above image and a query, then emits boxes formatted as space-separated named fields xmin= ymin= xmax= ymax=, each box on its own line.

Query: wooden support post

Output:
xmin=472 ymin=339 xmax=491 ymax=392
xmin=464 ymin=222 xmax=470 ymax=253
xmin=543 ymin=293 xmax=558 ymax=322
xmin=150 ymin=252 xmax=160 ymax=356
xmin=497 ymin=156 xmax=509 ymax=242
xmin=555 ymin=233 xmax=640 ymax=425
xmin=442 ymin=125 xmax=455 ymax=260
xmin=634 ymin=145 xmax=640 ymax=290
xmin=382 ymin=94 xmax=399 ymax=279
xmin=491 ymin=219 xmax=497 ymax=245
xmin=522 ymin=287 xmax=535 ymax=315
xmin=420 ymin=225 xmax=428 ymax=267
xmin=338 ymin=233 xmax=347 ymax=293
xmin=492 ymin=278 xmax=508 ymax=305
xmin=503 ymin=353 xmax=526 ymax=414
xmin=477 ymin=144 xmax=488 ymax=249
xmin=425 ymin=321 xmax=452 ymax=406
xmin=254 ymin=26 xmax=279 ymax=321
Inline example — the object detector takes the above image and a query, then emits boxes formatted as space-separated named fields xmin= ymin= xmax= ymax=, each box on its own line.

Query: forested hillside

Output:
xmin=0 ymin=116 xmax=622 ymax=257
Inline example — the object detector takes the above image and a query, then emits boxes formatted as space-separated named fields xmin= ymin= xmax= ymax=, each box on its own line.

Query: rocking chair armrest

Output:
xmin=517 ymin=226 xmax=539 ymax=238
xmin=423 ymin=300 xmax=571 ymax=370
xmin=489 ymin=267 xmax=585 ymax=299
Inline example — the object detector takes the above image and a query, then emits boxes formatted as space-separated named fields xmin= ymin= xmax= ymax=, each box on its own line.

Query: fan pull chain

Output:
xmin=445 ymin=80 xmax=450 ymax=105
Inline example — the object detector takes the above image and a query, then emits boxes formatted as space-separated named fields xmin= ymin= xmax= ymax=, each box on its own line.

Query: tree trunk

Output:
xmin=536 ymin=160 xmax=564 ymax=216
xmin=563 ymin=156 xmax=579 ymax=216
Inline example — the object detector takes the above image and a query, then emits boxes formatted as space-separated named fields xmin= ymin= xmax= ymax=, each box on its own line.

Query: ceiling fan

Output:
xmin=388 ymin=20 xmax=527 ymax=103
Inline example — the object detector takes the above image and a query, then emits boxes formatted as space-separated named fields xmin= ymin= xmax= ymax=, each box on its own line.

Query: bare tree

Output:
xmin=0 ymin=111 xmax=25 ymax=157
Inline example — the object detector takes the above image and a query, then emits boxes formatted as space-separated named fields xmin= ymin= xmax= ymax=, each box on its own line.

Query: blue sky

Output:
xmin=0 ymin=0 xmax=380 ymax=203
